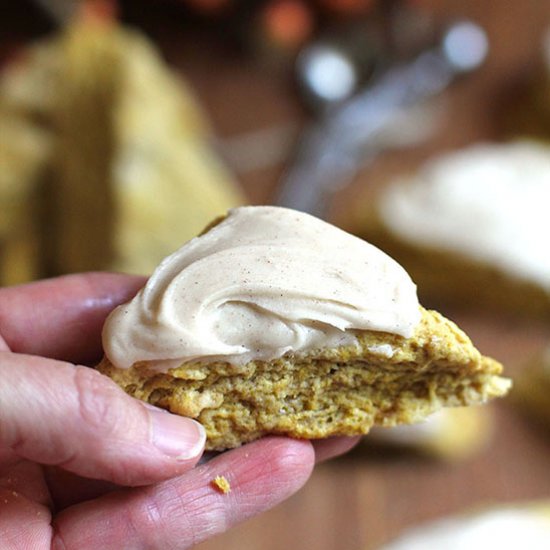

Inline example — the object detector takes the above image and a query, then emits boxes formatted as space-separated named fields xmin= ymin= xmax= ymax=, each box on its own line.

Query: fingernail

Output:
xmin=148 ymin=408 xmax=206 ymax=460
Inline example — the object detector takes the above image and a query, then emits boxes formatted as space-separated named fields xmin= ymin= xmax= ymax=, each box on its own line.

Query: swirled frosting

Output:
xmin=103 ymin=206 xmax=420 ymax=369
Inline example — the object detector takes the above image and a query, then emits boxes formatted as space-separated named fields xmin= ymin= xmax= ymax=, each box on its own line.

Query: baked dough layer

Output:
xmin=97 ymin=308 xmax=509 ymax=450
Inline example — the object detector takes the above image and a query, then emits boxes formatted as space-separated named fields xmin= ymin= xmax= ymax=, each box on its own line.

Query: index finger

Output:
xmin=0 ymin=272 xmax=145 ymax=364
xmin=53 ymin=437 xmax=315 ymax=549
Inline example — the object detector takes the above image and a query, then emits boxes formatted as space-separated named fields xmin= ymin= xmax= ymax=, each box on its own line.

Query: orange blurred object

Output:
xmin=81 ymin=0 xmax=118 ymax=22
xmin=261 ymin=0 xmax=314 ymax=49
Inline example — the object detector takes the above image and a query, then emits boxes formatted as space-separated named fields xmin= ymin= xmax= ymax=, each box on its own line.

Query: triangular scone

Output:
xmin=378 ymin=501 xmax=550 ymax=549
xmin=0 ymin=12 xmax=243 ymax=281
xmin=97 ymin=206 xmax=509 ymax=450
xmin=48 ymin=17 xmax=244 ymax=275
xmin=352 ymin=142 xmax=550 ymax=318
xmin=97 ymin=307 xmax=509 ymax=451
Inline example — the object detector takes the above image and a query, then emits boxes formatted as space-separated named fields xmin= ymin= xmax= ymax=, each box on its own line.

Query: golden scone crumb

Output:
xmin=211 ymin=475 xmax=231 ymax=494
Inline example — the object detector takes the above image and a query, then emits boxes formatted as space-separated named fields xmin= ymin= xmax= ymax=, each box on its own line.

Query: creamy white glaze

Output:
xmin=380 ymin=506 xmax=550 ymax=550
xmin=103 ymin=206 xmax=420 ymax=370
xmin=379 ymin=141 xmax=550 ymax=292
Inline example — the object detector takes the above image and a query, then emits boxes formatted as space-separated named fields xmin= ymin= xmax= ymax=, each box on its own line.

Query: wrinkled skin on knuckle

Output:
xmin=126 ymin=479 xmax=230 ymax=549
xmin=178 ymin=490 xmax=229 ymax=544
xmin=72 ymin=367 xmax=132 ymax=438
xmin=125 ymin=489 xmax=190 ymax=549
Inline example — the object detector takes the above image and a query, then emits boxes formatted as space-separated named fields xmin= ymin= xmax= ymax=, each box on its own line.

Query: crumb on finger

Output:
xmin=211 ymin=475 xmax=231 ymax=494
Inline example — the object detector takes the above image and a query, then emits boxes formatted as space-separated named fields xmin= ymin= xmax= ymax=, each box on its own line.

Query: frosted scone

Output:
xmin=379 ymin=501 xmax=550 ymax=550
xmin=0 ymin=11 xmax=243 ymax=281
xmin=353 ymin=142 xmax=550 ymax=317
xmin=97 ymin=206 xmax=510 ymax=450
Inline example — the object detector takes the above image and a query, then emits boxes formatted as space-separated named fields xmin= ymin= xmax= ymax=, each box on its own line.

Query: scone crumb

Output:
xmin=211 ymin=475 xmax=231 ymax=494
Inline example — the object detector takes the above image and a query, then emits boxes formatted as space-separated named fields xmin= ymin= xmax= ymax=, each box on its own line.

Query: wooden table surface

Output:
xmin=159 ymin=3 xmax=550 ymax=548
xmin=4 ymin=1 xmax=550 ymax=548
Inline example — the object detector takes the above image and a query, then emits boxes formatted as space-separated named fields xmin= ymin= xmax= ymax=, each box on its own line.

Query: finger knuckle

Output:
xmin=126 ymin=492 xmax=177 ymax=548
xmin=72 ymin=366 xmax=125 ymax=437
xmin=128 ymin=482 xmax=229 ymax=549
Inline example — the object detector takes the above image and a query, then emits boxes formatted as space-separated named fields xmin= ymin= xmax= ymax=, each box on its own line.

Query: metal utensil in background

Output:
xmin=275 ymin=20 xmax=489 ymax=218
xmin=219 ymin=7 xmax=433 ymax=177
xmin=295 ymin=18 xmax=387 ymax=113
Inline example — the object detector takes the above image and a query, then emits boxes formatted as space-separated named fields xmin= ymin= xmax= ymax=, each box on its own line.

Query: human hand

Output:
xmin=0 ymin=273 xmax=359 ymax=549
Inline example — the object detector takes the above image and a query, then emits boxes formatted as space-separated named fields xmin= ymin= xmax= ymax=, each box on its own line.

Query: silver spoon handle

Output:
xmin=276 ymin=21 xmax=488 ymax=218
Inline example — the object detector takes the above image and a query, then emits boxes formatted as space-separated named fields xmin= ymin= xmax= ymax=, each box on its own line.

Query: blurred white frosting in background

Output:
xmin=379 ymin=141 xmax=550 ymax=293
xmin=379 ymin=502 xmax=550 ymax=550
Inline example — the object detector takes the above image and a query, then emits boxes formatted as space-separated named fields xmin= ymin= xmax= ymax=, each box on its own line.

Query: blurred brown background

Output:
xmin=2 ymin=1 xmax=550 ymax=549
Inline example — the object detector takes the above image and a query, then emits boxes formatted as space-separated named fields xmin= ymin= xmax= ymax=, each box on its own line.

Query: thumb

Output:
xmin=0 ymin=352 xmax=205 ymax=486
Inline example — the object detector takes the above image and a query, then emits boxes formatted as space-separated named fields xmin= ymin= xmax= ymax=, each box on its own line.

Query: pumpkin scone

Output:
xmin=0 ymin=11 xmax=243 ymax=282
xmin=378 ymin=501 xmax=550 ymax=549
xmin=97 ymin=206 xmax=510 ymax=450
xmin=352 ymin=141 xmax=550 ymax=318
